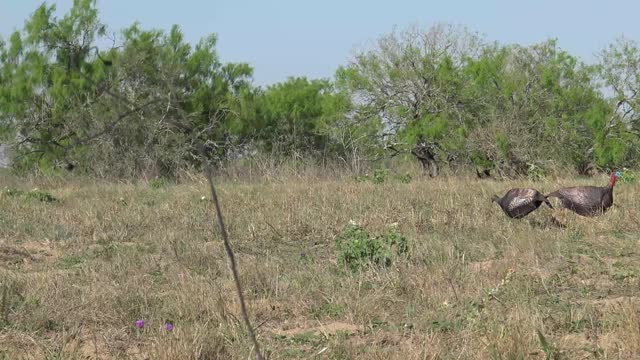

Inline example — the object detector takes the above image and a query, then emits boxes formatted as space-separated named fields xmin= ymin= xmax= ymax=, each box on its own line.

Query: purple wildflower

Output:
xmin=164 ymin=322 xmax=174 ymax=332
xmin=135 ymin=319 xmax=145 ymax=328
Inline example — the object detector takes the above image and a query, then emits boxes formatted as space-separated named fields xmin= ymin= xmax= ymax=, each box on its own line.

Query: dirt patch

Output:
xmin=586 ymin=296 xmax=640 ymax=312
xmin=272 ymin=321 xmax=364 ymax=337
xmin=0 ymin=245 xmax=35 ymax=266
xmin=559 ymin=333 xmax=593 ymax=357
xmin=0 ymin=333 xmax=46 ymax=358
xmin=468 ymin=259 xmax=510 ymax=273
xmin=572 ymin=274 xmax=616 ymax=289
xmin=222 ymin=297 xmax=285 ymax=325
xmin=125 ymin=346 xmax=150 ymax=360
xmin=61 ymin=328 xmax=144 ymax=360
xmin=348 ymin=331 xmax=409 ymax=347
xmin=75 ymin=330 xmax=110 ymax=360
xmin=23 ymin=241 xmax=57 ymax=258
xmin=0 ymin=241 xmax=58 ymax=268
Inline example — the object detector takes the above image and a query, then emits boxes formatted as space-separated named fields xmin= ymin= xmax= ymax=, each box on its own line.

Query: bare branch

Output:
xmin=60 ymin=47 xmax=265 ymax=359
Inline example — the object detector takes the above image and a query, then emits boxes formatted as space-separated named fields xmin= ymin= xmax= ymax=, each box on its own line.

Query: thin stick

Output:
xmin=199 ymin=144 xmax=264 ymax=360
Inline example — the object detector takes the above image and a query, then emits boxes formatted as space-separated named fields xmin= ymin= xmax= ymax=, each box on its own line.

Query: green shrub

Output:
xmin=4 ymin=188 xmax=26 ymax=197
xmin=353 ymin=175 xmax=368 ymax=183
xmin=355 ymin=169 xmax=409 ymax=184
xmin=335 ymin=222 xmax=409 ymax=271
xmin=382 ymin=226 xmax=409 ymax=256
xmin=396 ymin=173 xmax=412 ymax=184
xmin=619 ymin=168 xmax=637 ymax=184
xmin=25 ymin=189 xmax=57 ymax=202
xmin=372 ymin=168 xmax=389 ymax=184
xmin=148 ymin=178 xmax=168 ymax=189
xmin=3 ymin=188 xmax=57 ymax=202
xmin=527 ymin=163 xmax=546 ymax=182
xmin=495 ymin=133 xmax=510 ymax=159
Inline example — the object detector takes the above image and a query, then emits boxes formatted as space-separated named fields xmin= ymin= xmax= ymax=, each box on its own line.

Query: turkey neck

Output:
xmin=608 ymin=174 xmax=618 ymax=188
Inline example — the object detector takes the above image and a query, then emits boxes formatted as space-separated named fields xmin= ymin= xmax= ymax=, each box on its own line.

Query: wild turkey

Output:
xmin=546 ymin=171 xmax=622 ymax=216
xmin=492 ymin=188 xmax=553 ymax=219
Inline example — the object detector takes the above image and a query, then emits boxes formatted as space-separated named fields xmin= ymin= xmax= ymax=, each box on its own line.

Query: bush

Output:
xmin=383 ymin=226 xmax=409 ymax=255
xmin=396 ymin=173 xmax=412 ymax=184
xmin=4 ymin=188 xmax=26 ymax=197
xmin=148 ymin=178 xmax=168 ymax=190
xmin=619 ymin=168 xmax=637 ymax=184
xmin=26 ymin=189 xmax=57 ymax=202
xmin=372 ymin=168 xmax=389 ymax=184
xmin=527 ymin=163 xmax=546 ymax=182
xmin=335 ymin=222 xmax=409 ymax=271
xmin=354 ymin=170 xmax=410 ymax=184
xmin=3 ymin=188 xmax=57 ymax=203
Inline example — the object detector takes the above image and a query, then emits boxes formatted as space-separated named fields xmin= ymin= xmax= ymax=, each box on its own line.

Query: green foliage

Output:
xmin=0 ymin=1 xmax=254 ymax=177
xmin=310 ymin=302 xmax=345 ymax=319
xmin=288 ymin=331 xmax=324 ymax=347
xmin=4 ymin=188 xmax=25 ymax=197
xmin=619 ymin=168 xmax=637 ymax=184
xmin=3 ymin=188 xmax=57 ymax=202
xmin=243 ymin=77 xmax=355 ymax=157
xmin=372 ymin=168 xmax=389 ymax=184
xmin=148 ymin=178 xmax=168 ymax=190
xmin=335 ymin=223 xmax=409 ymax=271
xmin=599 ymin=37 xmax=640 ymax=146
xmin=354 ymin=169 xmax=411 ymax=184
xmin=396 ymin=173 xmax=412 ymax=184
xmin=471 ymin=152 xmax=493 ymax=169
xmin=494 ymin=133 xmax=510 ymax=159
xmin=335 ymin=224 xmax=374 ymax=271
xmin=57 ymin=254 xmax=85 ymax=270
xmin=383 ymin=226 xmax=409 ymax=255
xmin=2 ymin=4 xmax=640 ymax=178
xmin=536 ymin=329 xmax=559 ymax=360
xmin=25 ymin=189 xmax=57 ymax=203
xmin=527 ymin=163 xmax=546 ymax=182
xmin=339 ymin=27 xmax=640 ymax=175
xmin=402 ymin=115 xmax=451 ymax=144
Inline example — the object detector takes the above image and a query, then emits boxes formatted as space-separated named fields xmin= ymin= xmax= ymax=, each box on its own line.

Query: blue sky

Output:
xmin=2 ymin=1 xmax=639 ymax=86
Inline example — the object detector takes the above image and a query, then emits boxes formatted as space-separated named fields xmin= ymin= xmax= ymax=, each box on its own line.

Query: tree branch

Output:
xmin=60 ymin=47 xmax=265 ymax=359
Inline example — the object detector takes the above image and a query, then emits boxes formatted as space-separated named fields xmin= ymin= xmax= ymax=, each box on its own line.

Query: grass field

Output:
xmin=0 ymin=173 xmax=639 ymax=359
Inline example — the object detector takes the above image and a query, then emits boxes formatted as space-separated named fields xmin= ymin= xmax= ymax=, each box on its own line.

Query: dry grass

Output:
xmin=0 ymin=173 xmax=639 ymax=359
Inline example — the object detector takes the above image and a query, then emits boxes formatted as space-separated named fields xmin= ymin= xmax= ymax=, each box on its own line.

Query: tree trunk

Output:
xmin=412 ymin=135 xmax=438 ymax=177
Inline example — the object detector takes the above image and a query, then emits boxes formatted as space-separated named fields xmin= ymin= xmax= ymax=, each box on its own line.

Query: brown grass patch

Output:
xmin=0 ymin=174 xmax=638 ymax=358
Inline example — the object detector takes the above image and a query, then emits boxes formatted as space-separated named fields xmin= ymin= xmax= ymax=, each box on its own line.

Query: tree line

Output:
xmin=1 ymin=0 xmax=639 ymax=178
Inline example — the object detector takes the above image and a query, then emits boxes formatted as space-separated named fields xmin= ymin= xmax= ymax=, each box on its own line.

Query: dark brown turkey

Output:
xmin=492 ymin=188 xmax=553 ymax=219
xmin=546 ymin=171 xmax=621 ymax=216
